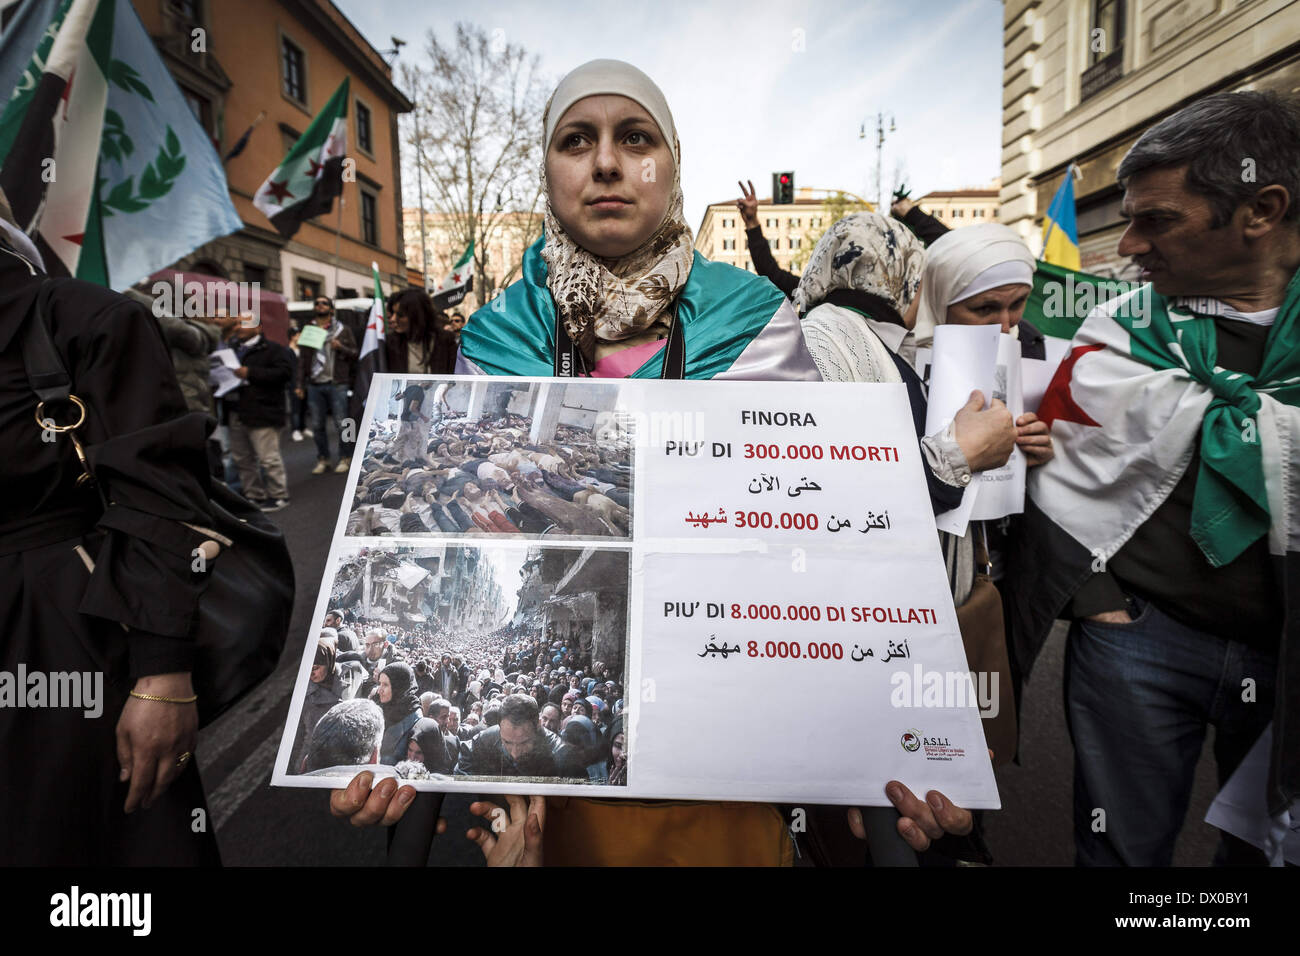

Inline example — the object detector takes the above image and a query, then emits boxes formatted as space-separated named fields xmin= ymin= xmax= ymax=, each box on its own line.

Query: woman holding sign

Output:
xmin=915 ymin=224 xmax=1056 ymax=766
xmin=330 ymin=59 xmax=977 ymax=866
xmin=453 ymin=60 xmax=820 ymax=382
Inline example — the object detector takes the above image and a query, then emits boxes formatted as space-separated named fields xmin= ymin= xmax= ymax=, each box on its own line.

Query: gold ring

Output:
xmin=176 ymin=751 xmax=193 ymax=768
xmin=34 ymin=394 xmax=87 ymax=432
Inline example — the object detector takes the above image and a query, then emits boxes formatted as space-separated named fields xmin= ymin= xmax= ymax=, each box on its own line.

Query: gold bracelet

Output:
xmin=129 ymin=690 xmax=198 ymax=704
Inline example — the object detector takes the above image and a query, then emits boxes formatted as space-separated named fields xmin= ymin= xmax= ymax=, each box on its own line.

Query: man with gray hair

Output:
xmin=1009 ymin=90 xmax=1300 ymax=866
xmin=303 ymin=699 xmax=385 ymax=774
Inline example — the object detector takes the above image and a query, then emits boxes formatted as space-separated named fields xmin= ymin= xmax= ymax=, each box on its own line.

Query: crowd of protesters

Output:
xmin=4 ymin=45 xmax=1295 ymax=870
xmin=295 ymin=607 xmax=626 ymax=787
xmin=328 ymin=64 xmax=1300 ymax=869
xmin=144 ymin=289 xmax=464 ymax=512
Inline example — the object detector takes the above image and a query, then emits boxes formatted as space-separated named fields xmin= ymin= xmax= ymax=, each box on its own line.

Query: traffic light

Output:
xmin=772 ymin=171 xmax=795 ymax=204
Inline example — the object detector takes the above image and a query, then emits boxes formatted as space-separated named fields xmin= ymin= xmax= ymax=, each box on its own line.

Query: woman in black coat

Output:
xmin=0 ymin=230 xmax=220 ymax=865
xmin=387 ymin=289 xmax=458 ymax=375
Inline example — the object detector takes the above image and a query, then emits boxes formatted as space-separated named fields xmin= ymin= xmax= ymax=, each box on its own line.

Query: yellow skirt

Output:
xmin=543 ymin=798 xmax=793 ymax=866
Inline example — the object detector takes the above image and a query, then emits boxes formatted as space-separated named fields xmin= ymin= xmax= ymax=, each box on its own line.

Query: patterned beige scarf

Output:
xmin=540 ymin=164 xmax=694 ymax=369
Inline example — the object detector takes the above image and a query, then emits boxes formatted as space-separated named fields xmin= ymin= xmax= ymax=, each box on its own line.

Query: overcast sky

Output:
xmin=336 ymin=0 xmax=1005 ymax=233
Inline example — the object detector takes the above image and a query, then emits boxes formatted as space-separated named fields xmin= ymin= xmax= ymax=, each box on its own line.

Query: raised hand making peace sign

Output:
xmin=735 ymin=179 xmax=760 ymax=230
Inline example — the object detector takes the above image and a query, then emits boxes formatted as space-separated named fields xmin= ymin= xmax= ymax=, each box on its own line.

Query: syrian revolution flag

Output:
xmin=0 ymin=0 xmax=242 ymax=287
xmin=254 ymin=77 xmax=348 ymax=238
xmin=1013 ymin=275 xmax=1300 ymax=815
xmin=431 ymin=241 xmax=473 ymax=309
xmin=350 ymin=261 xmax=387 ymax=425
xmin=1022 ymin=259 xmax=1138 ymax=342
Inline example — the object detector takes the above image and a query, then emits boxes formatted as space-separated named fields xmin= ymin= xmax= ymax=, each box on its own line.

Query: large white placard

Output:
xmin=272 ymin=375 xmax=1000 ymax=809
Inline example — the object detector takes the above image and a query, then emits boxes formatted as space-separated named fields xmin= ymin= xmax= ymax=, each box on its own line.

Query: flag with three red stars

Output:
xmin=253 ymin=76 xmax=348 ymax=239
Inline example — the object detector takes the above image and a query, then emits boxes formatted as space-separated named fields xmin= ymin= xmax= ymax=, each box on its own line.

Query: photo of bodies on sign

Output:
xmin=346 ymin=378 xmax=633 ymax=540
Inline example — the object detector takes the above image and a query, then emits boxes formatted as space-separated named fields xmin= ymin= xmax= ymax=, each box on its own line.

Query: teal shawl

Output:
xmin=460 ymin=237 xmax=789 ymax=380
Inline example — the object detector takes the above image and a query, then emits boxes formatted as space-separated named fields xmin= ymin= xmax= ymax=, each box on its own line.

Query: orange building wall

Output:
xmin=130 ymin=0 xmax=404 ymax=278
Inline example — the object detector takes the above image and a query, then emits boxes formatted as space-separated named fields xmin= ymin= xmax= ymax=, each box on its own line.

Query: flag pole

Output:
xmin=333 ymin=192 xmax=344 ymax=295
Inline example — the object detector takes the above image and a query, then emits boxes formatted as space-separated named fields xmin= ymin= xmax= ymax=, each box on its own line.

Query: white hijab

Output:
xmin=913 ymin=223 xmax=1036 ymax=347
xmin=539 ymin=60 xmax=694 ymax=367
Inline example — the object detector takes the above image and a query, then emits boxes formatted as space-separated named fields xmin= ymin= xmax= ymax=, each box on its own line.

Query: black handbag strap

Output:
xmin=553 ymin=302 xmax=685 ymax=379
xmin=19 ymin=279 xmax=73 ymax=403
xmin=16 ymin=278 xmax=110 ymax=510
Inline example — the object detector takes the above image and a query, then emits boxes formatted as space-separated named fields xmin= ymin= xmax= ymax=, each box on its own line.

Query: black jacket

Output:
xmin=0 ymin=239 xmax=220 ymax=864
xmin=1016 ymin=318 xmax=1046 ymax=360
xmin=454 ymin=725 xmax=581 ymax=778
xmin=898 ymin=205 xmax=952 ymax=247
xmin=227 ymin=336 xmax=295 ymax=428
xmin=744 ymin=225 xmax=800 ymax=298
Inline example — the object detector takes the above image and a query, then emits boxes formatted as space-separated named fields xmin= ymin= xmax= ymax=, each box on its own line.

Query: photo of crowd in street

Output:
xmin=345 ymin=379 xmax=634 ymax=539
xmin=284 ymin=542 xmax=630 ymax=788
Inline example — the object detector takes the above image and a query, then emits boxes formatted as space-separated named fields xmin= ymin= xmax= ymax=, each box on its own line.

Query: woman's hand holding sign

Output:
xmin=329 ymin=774 xmax=545 ymax=866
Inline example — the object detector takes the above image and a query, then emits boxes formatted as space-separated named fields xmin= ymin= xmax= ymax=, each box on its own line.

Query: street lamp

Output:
xmin=860 ymin=112 xmax=896 ymax=211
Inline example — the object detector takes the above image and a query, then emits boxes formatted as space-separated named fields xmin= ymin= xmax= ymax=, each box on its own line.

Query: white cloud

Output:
xmin=338 ymin=0 xmax=1003 ymax=237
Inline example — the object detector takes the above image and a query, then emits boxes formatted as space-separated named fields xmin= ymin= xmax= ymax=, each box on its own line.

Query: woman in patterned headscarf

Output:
xmin=796 ymin=212 xmax=1017 ymax=520
xmin=456 ymin=59 xmax=820 ymax=382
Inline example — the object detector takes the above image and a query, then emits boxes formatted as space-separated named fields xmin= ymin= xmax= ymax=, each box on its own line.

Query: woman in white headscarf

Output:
xmin=793 ymin=213 xmax=1019 ymax=860
xmin=913 ymin=222 xmax=1054 ymax=474
xmin=913 ymin=222 xmax=1048 ymax=361
xmin=902 ymin=223 xmax=1054 ymax=606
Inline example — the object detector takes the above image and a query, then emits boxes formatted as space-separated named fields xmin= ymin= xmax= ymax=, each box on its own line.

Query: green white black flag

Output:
xmin=432 ymin=241 xmax=473 ymax=309
xmin=253 ymin=77 xmax=348 ymax=239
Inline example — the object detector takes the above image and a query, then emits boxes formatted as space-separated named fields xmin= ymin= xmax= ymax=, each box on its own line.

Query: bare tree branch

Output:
xmin=400 ymin=23 xmax=547 ymax=306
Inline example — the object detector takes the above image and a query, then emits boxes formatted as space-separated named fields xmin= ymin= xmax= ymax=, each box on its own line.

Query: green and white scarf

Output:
xmin=1115 ymin=269 xmax=1300 ymax=566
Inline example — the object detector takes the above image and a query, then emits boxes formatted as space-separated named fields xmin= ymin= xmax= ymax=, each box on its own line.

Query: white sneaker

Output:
xmin=312 ymin=458 xmax=329 ymax=475
xmin=335 ymin=457 xmax=352 ymax=473
xmin=302 ymin=428 xmax=314 ymax=438
xmin=292 ymin=430 xmax=303 ymax=442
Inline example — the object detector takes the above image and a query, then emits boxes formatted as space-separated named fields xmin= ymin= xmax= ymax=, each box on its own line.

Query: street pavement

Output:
xmin=196 ymin=425 xmax=484 ymax=866
xmin=197 ymin=425 xmax=1224 ymax=867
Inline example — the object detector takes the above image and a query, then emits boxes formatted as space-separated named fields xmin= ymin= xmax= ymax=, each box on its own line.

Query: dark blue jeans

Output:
xmin=290 ymin=389 xmax=307 ymax=432
xmin=1065 ymin=596 xmax=1275 ymax=866
xmin=306 ymin=382 xmax=353 ymax=462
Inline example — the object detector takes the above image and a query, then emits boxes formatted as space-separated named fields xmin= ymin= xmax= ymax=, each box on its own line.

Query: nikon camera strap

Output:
xmin=553 ymin=305 xmax=685 ymax=380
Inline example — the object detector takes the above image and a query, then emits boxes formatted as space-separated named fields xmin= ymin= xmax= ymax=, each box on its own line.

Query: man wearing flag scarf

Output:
xmin=1010 ymin=91 xmax=1300 ymax=866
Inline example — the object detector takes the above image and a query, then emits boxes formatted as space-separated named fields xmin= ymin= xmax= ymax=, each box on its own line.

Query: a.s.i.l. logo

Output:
xmin=901 ymin=729 xmax=921 ymax=752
